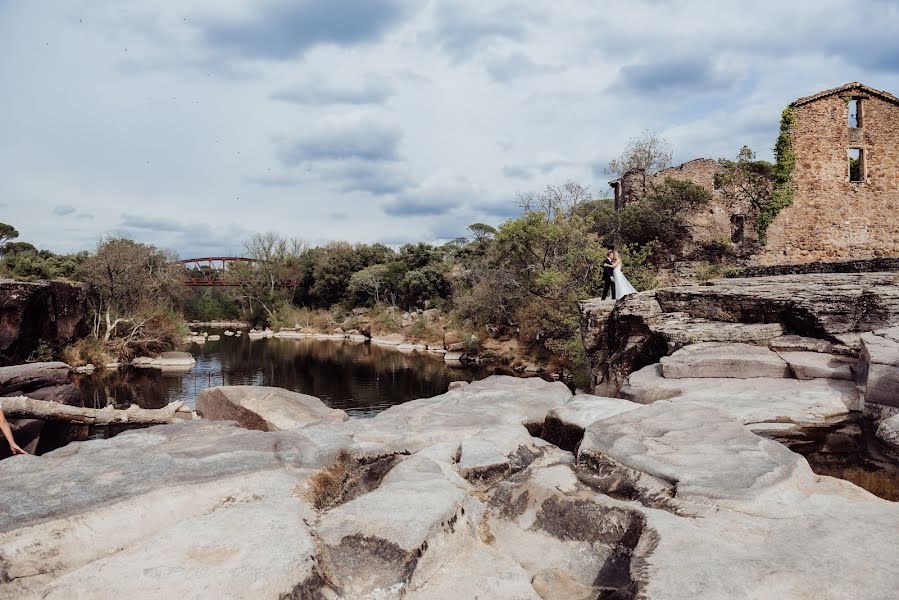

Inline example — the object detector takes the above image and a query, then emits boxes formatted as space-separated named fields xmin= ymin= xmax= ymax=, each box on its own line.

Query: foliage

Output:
xmin=605 ymin=130 xmax=673 ymax=180
xmin=1 ymin=247 xmax=86 ymax=281
xmin=228 ymin=233 xmax=307 ymax=323
xmin=61 ymin=337 xmax=113 ymax=367
xmin=0 ymin=223 xmax=19 ymax=250
xmin=80 ymin=237 xmax=184 ymax=342
xmin=699 ymin=236 xmax=735 ymax=263
xmin=588 ymin=178 xmax=710 ymax=254
xmin=714 ymin=146 xmax=775 ymax=226
xmin=619 ymin=242 xmax=659 ymax=291
xmin=184 ymin=288 xmax=241 ymax=322
xmin=757 ymin=107 xmax=797 ymax=241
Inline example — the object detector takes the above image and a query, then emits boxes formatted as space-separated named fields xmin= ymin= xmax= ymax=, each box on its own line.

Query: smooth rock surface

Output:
xmin=541 ymin=394 xmax=642 ymax=450
xmin=777 ymin=351 xmax=854 ymax=380
xmin=2 ymin=376 xmax=898 ymax=600
xmin=622 ymin=364 xmax=858 ymax=426
xmin=875 ymin=413 xmax=899 ymax=450
xmin=197 ymin=386 xmax=348 ymax=431
xmin=857 ymin=327 xmax=899 ymax=408
xmin=661 ymin=342 xmax=791 ymax=379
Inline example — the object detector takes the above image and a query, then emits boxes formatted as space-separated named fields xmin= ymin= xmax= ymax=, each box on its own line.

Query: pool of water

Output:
xmin=764 ymin=417 xmax=899 ymax=502
xmin=73 ymin=331 xmax=487 ymax=418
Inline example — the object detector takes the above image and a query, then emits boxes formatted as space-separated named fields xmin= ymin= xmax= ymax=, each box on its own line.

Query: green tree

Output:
xmin=714 ymin=146 xmax=775 ymax=221
xmin=0 ymin=223 xmax=19 ymax=253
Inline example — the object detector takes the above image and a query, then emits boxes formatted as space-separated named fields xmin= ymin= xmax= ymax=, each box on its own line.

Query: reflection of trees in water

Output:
xmin=73 ymin=368 xmax=185 ymax=410
xmin=74 ymin=335 xmax=484 ymax=414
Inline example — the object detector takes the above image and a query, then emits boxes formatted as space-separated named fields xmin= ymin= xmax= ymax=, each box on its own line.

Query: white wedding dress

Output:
xmin=612 ymin=266 xmax=637 ymax=299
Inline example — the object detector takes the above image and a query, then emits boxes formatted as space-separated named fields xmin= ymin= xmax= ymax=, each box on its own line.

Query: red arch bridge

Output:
xmin=175 ymin=257 xmax=258 ymax=286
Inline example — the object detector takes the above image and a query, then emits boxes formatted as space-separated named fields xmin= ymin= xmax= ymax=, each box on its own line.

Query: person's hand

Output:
xmin=10 ymin=442 xmax=27 ymax=455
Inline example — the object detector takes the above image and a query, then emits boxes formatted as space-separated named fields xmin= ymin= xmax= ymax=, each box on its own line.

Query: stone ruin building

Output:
xmin=610 ymin=82 xmax=899 ymax=265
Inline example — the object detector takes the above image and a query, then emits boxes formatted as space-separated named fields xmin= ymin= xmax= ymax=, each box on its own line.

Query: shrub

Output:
xmin=699 ymin=236 xmax=735 ymax=263
xmin=61 ymin=337 xmax=113 ymax=367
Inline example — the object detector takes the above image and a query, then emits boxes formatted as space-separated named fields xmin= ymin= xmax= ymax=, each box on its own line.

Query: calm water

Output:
xmin=764 ymin=417 xmax=899 ymax=502
xmin=73 ymin=331 xmax=486 ymax=417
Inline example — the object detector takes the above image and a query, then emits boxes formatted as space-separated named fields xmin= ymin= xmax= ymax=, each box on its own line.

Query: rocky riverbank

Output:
xmin=0 ymin=279 xmax=88 ymax=366
xmin=0 ymin=376 xmax=897 ymax=599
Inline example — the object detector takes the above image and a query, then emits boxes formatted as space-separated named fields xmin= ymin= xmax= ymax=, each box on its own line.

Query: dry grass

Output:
xmin=61 ymin=338 xmax=113 ymax=367
xmin=300 ymin=450 xmax=401 ymax=511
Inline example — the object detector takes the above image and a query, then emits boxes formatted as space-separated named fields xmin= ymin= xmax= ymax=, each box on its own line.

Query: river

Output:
xmin=73 ymin=330 xmax=488 ymax=417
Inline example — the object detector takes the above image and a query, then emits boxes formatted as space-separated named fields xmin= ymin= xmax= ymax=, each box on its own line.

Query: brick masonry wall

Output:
xmin=737 ymin=257 xmax=899 ymax=277
xmin=758 ymin=94 xmax=899 ymax=265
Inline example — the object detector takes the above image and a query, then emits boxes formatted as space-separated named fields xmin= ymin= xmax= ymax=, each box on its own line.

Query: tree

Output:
xmin=714 ymin=146 xmax=775 ymax=219
xmin=517 ymin=181 xmax=591 ymax=217
xmin=229 ymin=233 xmax=307 ymax=322
xmin=0 ymin=223 xmax=19 ymax=253
xmin=467 ymin=223 xmax=497 ymax=242
xmin=605 ymin=130 xmax=673 ymax=187
xmin=348 ymin=264 xmax=390 ymax=305
xmin=80 ymin=237 xmax=183 ymax=343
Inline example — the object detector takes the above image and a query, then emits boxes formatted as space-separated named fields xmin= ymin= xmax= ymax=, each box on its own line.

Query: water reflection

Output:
xmin=765 ymin=417 xmax=899 ymax=502
xmin=73 ymin=332 xmax=485 ymax=417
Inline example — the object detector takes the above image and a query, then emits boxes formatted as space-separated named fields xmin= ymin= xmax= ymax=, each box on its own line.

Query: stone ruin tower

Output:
xmin=759 ymin=82 xmax=899 ymax=265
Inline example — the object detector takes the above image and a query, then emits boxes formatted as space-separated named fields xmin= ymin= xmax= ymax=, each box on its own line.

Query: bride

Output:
xmin=611 ymin=251 xmax=637 ymax=299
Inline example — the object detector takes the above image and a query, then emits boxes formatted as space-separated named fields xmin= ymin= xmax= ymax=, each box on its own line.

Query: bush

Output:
xmin=368 ymin=304 xmax=403 ymax=335
xmin=409 ymin=314 xmax=443 ymax=344
xmin=273 ymin=306 xmax=333 ymax=331
xmin=61 ymin=338 xmax=113 ymax=367
xmin=699 ymin=236 xmax=735 ymax=263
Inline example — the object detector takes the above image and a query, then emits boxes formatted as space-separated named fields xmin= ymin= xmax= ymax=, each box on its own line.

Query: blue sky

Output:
xmin=2 ymin=0 xmax=898 ymax=257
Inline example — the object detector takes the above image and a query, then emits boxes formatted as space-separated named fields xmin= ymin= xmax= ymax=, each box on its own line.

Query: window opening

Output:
xmin=848 ymin=98 xmax=862 ymax=128
xmin=848 ymin=148 xmax=864 ymax=182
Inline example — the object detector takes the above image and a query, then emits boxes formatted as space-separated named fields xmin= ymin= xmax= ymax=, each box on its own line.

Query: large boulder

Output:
xmin=0 ymin=362 xmax=71 ymax=395
xmin=0 ymin=280 xmax=88 ymax=365
xmin=876 ymin=413 xmax=899 ymax=451
xmin=197 ymin=386 xmax=349 ymax=431
xmin=856 ymin=327 xmax=899 ymax=409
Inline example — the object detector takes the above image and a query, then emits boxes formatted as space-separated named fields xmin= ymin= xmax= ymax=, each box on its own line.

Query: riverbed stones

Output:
xmin=371 ymin=333 xmax=405 ymax=346
xmin=132 ymin=352 xmax=196 ymax=369
xmin=660 ymin=342 xmax=792 ymax=379
xmin=197 ymin=386 xmax=348 ymax=431
xmin=0 ymin=362 xmax=71 ymax=395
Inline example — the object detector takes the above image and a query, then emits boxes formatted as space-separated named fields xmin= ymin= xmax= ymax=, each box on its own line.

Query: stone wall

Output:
xmin=759 ymin=90 xmax=899 ymax=264
xmin=612 ymin=158 xmax=758 ymax=255
xmin=0 ymin=280 xmax=88 ymax=365
xmin=738 ymin=257 xmax=899 ymax=277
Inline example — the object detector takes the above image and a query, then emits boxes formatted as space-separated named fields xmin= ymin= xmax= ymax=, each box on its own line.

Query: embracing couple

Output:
xmin=601 ymin=248 xmax=637 ymax=301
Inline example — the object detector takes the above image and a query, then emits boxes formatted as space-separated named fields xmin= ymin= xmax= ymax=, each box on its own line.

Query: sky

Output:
xmin=2 ymin=0 xmax=898 ymax=258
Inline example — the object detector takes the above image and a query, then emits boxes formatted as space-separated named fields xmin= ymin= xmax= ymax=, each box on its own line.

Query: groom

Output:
xmin=601 ymin=248 xmax=616 ymax=300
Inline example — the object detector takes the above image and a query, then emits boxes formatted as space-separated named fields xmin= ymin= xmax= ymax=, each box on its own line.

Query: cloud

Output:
xmin=382 ymin=171 xmax=478 ymax=217
xmin=430 ymin=2 xmax=530 ymax=58
xmin=277 ymin=118 xmax=402 ymax=165
xmin=485 ymin=52 xmax=561 ymax=81
xmin=502 ymin=158 xmax=574 ymax=180
xmin=271 ymin=77 xmax=394 ymax=106
xmin=614 ymin=56 xmax=739 ymax=95
xmin=52 ymin=205 xmax=76 ymax=216
xmin=197 ymin=0 xmax=418 ymax=60
xmin=119 ymin=214 xmax=249 ymax=257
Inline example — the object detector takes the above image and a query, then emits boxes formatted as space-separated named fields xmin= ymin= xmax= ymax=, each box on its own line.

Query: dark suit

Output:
xmin=601 ymin=257 xmax=616 ymax=300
